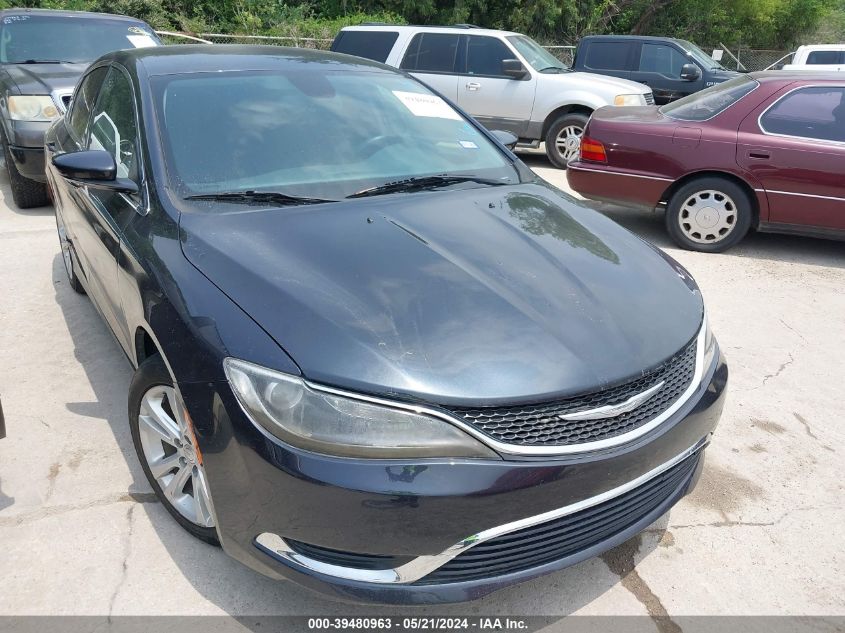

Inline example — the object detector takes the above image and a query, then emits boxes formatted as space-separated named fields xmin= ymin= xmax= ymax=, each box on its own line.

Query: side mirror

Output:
xmin=680 ymin=63 xmax=701 ymax=81
xmin=491 ymin=129 xmax=518 ymax=151
xmin=502 ymin=59 xmax=528 ymax=80
xmin=52 ymin=150 xmax=138 ymax=194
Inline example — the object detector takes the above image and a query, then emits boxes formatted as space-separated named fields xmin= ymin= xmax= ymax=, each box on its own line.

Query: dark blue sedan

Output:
xmin=45 ymin=45 xmax=727 ymax=604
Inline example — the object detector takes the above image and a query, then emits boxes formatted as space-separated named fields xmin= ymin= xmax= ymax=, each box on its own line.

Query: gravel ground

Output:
xmin=0 ymin=152 xmax=843 ymax=620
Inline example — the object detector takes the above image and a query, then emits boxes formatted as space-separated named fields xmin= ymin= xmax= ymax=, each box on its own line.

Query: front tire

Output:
xmin=2 ymin=136 xmax=49 ymax=209
xmin=129 ymin=355 xmax=219 ymax=546
xmin=544 ymin=112 xmax=589 ymax=169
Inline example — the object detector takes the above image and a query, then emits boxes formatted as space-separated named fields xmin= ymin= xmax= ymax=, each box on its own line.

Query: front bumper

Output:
xmin=3 ymin=120 xmax=50 ymax=182
xmin=180 ymin=350 xmax=727 ymax=604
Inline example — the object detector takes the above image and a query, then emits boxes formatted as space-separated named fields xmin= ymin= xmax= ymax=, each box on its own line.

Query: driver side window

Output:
xmin=88 ymin=67 xmax=140 ymax=183
xmin=68 ymin=67 xmax=108 ymax=142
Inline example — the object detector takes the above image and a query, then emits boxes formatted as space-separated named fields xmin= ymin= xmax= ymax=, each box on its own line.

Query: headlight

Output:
xmin=8 ymin=95 xmax=60 ymax=121
xmin=702 ymin=313 xmax=718 ymax=370
xmin=613 ymin=94 xmax=645 ymax=106
xmin=224 ymin=358 xmax=498 ymax=459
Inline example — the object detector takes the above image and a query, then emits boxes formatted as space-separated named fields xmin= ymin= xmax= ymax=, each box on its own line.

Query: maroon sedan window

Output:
xmin=760 ymin=86 xmax=845 ymax=143
xmin=660 ymin=75 xmax=757 ymax=121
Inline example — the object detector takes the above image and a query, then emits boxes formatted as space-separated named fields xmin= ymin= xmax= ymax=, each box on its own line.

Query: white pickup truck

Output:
xmin=332 ymin=25 xmax=655 ymax=168
xmin=783 ymin=45 xmax=845 ymax=71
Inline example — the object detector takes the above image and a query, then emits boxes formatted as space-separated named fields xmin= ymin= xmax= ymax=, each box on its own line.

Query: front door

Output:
xmin=456 ymin=35 xmax=537 ymax=137
xmin=737 ymin=84 xmax=845 ymax=231
xmin=630 ymin=42 xmax=703 ymax=104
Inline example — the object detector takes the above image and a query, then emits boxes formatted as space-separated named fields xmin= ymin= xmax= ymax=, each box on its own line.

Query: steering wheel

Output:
xmin=359 ymin=134 xmax=403 ymax=158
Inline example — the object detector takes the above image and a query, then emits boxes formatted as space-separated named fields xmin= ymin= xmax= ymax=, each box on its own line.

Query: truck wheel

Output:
xmin=3 ymin=139 xmax=50 ymax=209
xmin=665 ymin=176 xmax=752 ymax=253
xmin=545 ymin=112 xmax=590 ymax=169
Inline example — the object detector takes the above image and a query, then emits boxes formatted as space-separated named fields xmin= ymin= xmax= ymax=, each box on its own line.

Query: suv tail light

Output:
xmin=580 ymin=137 xmax=607 ymax=163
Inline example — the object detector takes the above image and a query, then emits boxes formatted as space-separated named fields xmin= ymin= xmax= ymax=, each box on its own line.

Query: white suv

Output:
xmin=332 ymin=25 xmax=654 ymax=168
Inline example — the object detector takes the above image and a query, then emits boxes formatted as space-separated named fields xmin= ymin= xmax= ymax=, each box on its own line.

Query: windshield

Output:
xmin=660 ymin=75 xmax=757 ymax=121
xmin=506 ymin=35 xmax=569 ymax=71
xmin=154 ymin=68 xmax=518 ymax=203
xmin=678 ymin=39 xmax=726 ymax=70
xmin=0 ymin=15 xmax=159 ymax=64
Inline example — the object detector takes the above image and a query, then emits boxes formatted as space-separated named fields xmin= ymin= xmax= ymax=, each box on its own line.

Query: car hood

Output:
xmin=2 ymin=63 xmax=88 ymax=96
xmin=709 ymin=69 xmax=741 ymax=82
xmin=180 ymin=182 xmax=703 ymax=406
xmin=551 ymin=70 xmax=652 ymax=96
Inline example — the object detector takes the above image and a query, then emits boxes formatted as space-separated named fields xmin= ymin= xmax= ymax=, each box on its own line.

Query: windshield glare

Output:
xmin=679 ymin=40 xmax=725 ymax=70
xmin=506 ymin=35 xmax=568 ymax=71
xmin=660 ymin=75 xmax=757 ymax=121
xmin=155 ymin=68 xmax=518 ymax=203
xmin=0 ymin=16 xmax=158 ymax=64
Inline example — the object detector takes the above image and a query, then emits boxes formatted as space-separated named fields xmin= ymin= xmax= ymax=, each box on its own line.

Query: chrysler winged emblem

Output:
xmin=559 ymin=381 xmax=665 ymax=421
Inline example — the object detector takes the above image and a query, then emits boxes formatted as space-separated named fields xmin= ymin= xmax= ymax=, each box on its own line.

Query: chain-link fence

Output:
xmin=155 ymin=32 xmax=790 ymax=72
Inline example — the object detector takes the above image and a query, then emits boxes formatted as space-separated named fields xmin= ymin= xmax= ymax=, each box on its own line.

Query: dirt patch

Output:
xmin=748 ymin=443 xmax=767 ymax=454
xmin=658 ymin=530 xmax=676 ymax=548
xmin=751 ymin=418 xmax=786 ymax=435
xmin=684 ymin=460 xmax=765 ymax=517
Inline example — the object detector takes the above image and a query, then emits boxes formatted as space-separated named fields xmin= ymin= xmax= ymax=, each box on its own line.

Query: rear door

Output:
xmin=399 ymin=32 xmax=460 ymax=101
xmin=576 ymin=39 xmax=633 ymax=81
xmin=737 ymin=84 xmax=845 ymax=230
xmin=630 ymin=42 xmax=703 ymax=104
xmin=455 ymin=35 xmax=537 ymax=136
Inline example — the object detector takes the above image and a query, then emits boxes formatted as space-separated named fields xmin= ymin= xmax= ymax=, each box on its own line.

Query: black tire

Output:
xmin=2 ymin=137 xmax=50 ymax=209
xmin=665 ymin=176 xmax=752 ymax=253
xmin=544 ymin=112 xmax=590 ymax=169
xmin=129 ymin=355 xmax=220 ymax=546
xmin=55 ymin=209 xmax=86 ymax=294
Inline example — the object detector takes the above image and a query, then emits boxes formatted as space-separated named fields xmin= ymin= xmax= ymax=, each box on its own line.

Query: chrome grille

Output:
xmin=447 ymin=340 xmax=697 ymax=447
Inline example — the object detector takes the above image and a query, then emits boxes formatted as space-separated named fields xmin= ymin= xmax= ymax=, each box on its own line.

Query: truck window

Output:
xmin=401 ymin=33 xmax=460 ymax=73
xmin=330 ymin=31 xmax=398 ymax=63
xmin=465 ymin=36 xmax=512 ymax=76
xmin=639 ymin=44 xmax=687 ymax=77
xmin=583 ymin=41 xmax=630 ymax=71
xmin=806 ymin=50 xmax=845 ymax=65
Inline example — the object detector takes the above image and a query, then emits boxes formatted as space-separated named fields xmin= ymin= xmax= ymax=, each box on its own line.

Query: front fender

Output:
xmin=118 ymin=208 xmax=301 ymax=384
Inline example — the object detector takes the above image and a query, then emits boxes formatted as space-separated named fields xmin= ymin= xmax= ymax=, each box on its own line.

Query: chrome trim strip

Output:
xmin=558 ymin=380 xmax=665 ymax=421
xmin=763 ymin=189 xmax=845 ymax=203
xmin=305 ymin=317 xmax=707 ymax=456
xmin=568 ymin=163 xmax=674 ymax=182
xmin=757 ymin=83 xmax=845 ymax=147
xmin=255 ymin=435 xmax=708 ymax=584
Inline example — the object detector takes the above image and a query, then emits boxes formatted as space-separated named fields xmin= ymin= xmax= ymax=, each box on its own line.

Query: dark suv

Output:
xmin=573 ymin=35 xmax=739 ymax=105
xmin=0 ymin=8 xmax=159 ymax=208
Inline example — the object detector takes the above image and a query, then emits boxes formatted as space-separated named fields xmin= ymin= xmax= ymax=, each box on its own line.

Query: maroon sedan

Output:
xmin=567 ymin=72 xmax=845 ymax=252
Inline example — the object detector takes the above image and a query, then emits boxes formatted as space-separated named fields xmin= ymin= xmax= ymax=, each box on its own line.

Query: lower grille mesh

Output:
xmin=416 ymin=449 xmax=700 ymax=584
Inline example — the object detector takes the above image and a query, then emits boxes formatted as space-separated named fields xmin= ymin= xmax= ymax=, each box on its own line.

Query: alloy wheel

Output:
xmin=554 ymin=125 xmax=584 ymax=163
xmin=137 ymin=385 xmax=215 ymax=527
xmin=677 ymin=189 xmax=738 ymax=244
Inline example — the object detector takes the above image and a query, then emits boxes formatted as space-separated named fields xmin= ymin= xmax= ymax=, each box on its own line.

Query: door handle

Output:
xmin=748 ymin=151 xmax=770 ymax=160
xmin=466 ymin=82 xmax=481 ymax=91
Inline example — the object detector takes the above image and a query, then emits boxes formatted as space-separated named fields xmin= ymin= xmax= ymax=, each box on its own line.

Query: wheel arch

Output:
xmin=134 ymin=325 xmax=164 ymax=368
xmin=541 ymin=104 xmax=594 ymax=139
xmin=660 ymin=170 xmax=762 ymax=229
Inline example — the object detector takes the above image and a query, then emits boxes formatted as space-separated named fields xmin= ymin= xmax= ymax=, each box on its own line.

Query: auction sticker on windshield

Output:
xmin=392 ymin=91 xmax=462 ymax=120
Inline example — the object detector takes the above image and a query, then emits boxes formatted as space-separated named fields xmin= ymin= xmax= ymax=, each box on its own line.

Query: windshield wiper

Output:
xmin=347 ymin=175 xmax=507 ymax=199
xmin=538 ymin=66 xmax=568 ymax=73
xmin=20 ymin=59 xmax=74 ymax=64
xmin=184 ymin=190 xmax=337 ymax=206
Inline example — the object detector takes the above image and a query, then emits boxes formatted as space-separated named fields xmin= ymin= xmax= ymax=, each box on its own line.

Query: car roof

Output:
xmin=104 ymin=44 xmax=400 ymax=76
xmin=340 ymin=24 xmax=522 ymax=37
xmin=579 ymin=34 xmax=684 ymax=44
xmin=0 ymin=7 xmax=149 ymax=22
xmin=795 ymin=44 xmax=845 ymax=51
